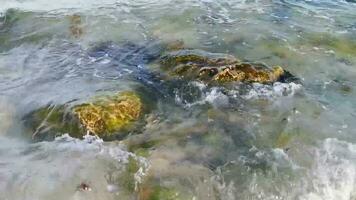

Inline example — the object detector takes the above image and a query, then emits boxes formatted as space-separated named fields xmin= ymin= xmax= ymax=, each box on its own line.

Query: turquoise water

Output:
xmin=0 ymin=0 xmax=356 ymax=199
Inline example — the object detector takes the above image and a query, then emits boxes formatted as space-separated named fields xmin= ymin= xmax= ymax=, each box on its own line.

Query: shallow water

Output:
xmin=0 ymin=0 xmax=356 ymax=199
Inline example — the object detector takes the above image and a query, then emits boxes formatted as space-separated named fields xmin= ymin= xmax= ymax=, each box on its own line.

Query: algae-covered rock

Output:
xmin=275 ymin=132 xmax=293 ymax=149
xmin=158 ymin=49 xmax=296 ymax=84
xmin=23 ymin=91 xmax=143 ymax=141
xmin=73 ymin=91 xmax=142 ymax=137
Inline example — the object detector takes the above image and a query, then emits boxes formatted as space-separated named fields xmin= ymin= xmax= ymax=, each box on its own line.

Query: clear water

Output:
xmin=0 ymin=0 xmax=356 ymax=199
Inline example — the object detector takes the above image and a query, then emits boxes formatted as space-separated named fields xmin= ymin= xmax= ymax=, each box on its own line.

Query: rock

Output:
xmin=23 ymin=105 xmax=83 ymax=141
xmin=165 ymin=40 xmax=185 ymax=51
xmin=136 ymin=147 xmax=216 ymax=200
xmin=211 ymin=64 xmax=285 ymax=83
xmin=330 ymin=79 xmax=353 ymax=95
xmin=275 ymin=132 xmax=293 ymax=149
xmin=23 ymin=91 xmax=143 ymax=141
xmin=69 ymin=14 xmax=84 ymax=38
xmin=88 ymin=41 xmax=164 ymax=67
xmin=73 ymin=91 xmax=142 ymax=137
xmin=158 ymin=49 xmax=296 ymax=84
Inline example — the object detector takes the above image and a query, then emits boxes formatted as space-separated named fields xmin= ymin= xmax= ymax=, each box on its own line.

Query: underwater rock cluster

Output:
xmin=23 ymin=43 xmax=298 ymax=143
xmin=16 ymin=39 xmax=302 ymax=199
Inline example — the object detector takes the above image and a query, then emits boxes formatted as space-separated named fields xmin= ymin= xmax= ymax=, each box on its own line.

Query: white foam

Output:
xmin=0 ymin=0 xmax=118 ymax=13
xmin=175 ymin=83 xmax=229 ymax=108
xmin=175 ymin=81 xmax=302 ymax=108
xmin=300 ymin=138 xmax=356 ymax=200
xmin=243 ymin=82 xmax=302 ymax=100
xmin=204 ymin=87 xmax=229 ymax=106
xmin=0 ymin=0 xmax=173 ymax=14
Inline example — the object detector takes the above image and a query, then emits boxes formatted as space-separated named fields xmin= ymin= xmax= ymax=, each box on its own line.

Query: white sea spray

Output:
xmin=243 ymin=82 xmax=302 ymax=100
xmin=300 ymin=138 xmax=356 ymax=200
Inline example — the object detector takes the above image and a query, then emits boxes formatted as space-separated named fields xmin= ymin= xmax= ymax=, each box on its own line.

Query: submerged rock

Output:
xmin=158 ymin=49 xmax=296 ymax=84
xmin=69 ymin=14 xmax=84 ymax=38
xmin=115 ymin=153 xmax=196 ymax=200
xmin=88 ymin=41 xmax=164 ymax=67
xmin=23 ymin=105 xmax=83 ymax=141
xmin=23 ymin=91 xmax=143 ymax=141
xmin=73 ymin=91 xmax=142 ymax=137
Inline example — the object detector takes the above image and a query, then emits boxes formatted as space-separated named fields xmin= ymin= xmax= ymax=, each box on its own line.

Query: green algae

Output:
xmin=259 ymin=38 xmax=298 ymax=60
xmin=23 ymin=105 xmax=84 ymax=141
xmin=305 ymin=32 xmax=356 ymax=60
xmin=73 ymin=91 xmax=142 ymax=137
xmin=120 ymin=156 xmax=141 ymax=193
xmin=139 ymin=185 xmax=182 ymax=200
xmin=275 ymin=132 xmax=293 ymax=149
xmin=127 ymin=140 xmax=159 ymax=158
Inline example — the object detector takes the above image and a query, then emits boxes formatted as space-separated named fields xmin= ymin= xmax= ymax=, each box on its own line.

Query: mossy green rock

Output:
xmin=159 ymin=49 xmax=294 ymax=84
xmin=23 ymin=91 xmax=143 ymax=141
xmin=73 ymin=91 xmax=142 ymax=137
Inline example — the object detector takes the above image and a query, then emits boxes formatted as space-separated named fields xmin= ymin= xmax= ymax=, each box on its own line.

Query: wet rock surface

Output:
xmin=73 ymin=91 xmax=142 ymax=137
xmin=158 ymin=49 xmax=298 ymax=85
